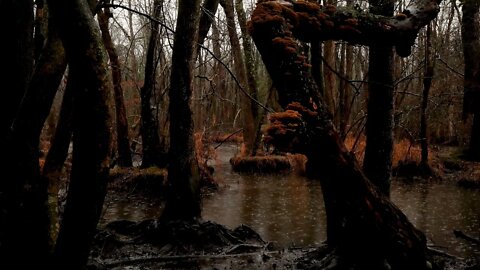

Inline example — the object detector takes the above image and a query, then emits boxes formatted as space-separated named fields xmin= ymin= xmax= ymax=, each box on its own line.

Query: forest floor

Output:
xmin=87 ymin=144 xmax=480 ymax=269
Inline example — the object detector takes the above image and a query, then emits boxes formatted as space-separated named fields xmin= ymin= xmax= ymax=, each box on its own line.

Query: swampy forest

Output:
xmin=1 ymin=0 xmax=480 ymax=269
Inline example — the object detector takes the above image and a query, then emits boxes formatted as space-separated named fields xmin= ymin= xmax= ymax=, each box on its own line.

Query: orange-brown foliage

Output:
xmin=344 ymin=135 xmax=432 ymax=168
xmin=230 ymin=155 xmax=291 ymax=173
xmin=323 ymin=4 xmax=337 ymax=15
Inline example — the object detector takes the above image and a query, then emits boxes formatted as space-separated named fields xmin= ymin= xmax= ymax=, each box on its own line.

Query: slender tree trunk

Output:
xmin=42 ymin=77 xmax=74 ymax=251
xmin=197 ymin=0 xmax=220 ymax=57
xmin=420 ymin=23 xmax=435 ymax=167
xmin=161 ymin=0 xmax=202 ymax=221
xmin=323 ymin=40 xmax=337 ymax=114
xmin=461 ymin=0 xmax=480 ymax=160
xmin=235 ymin=0 xmax=261 ymax=155
xmin=48 ymin=0 xmax=113 ymax=267
xmin=220 ymin=0 xmax=256 ymax=156
xmin=311 ymin=41 xmax=325 ymax=96
xmin=363 ymin=0 xmax=395 ymax=197
xmin=98 ymin=8 xmax=133 ymax=167
xmin=140 ymin=0 xmax=167 ymax=168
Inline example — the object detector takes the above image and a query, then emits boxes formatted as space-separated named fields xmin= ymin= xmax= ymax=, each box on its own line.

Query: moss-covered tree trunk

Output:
xmin=48 ymin=0 xmax=113 ymax=267
xmin=161 ymin=0 xmax=202 ymax=221
xmin=98 ymin=8 xmax=133 ymax=168
xmin=461 ymin=0 xmax=480 ymax=160
xmin=249 ymin=0 xmax=440 ymax=268
xmin=363 ymin=0 xmax=395 ymax=196
xmin=42 ymin=77 xmax=74 ymax=250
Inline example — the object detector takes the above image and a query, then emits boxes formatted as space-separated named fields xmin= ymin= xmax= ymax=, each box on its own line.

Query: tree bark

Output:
xmin=0 ymin=0 xmax=58 ymax=267
xmin=197 ymin=0 xmax=220 ymax=57
xmin=161 ymin=0 xmax=202 ymax=221
xmin=249 ymin=0 xmax=440 ymax=267
xmin=235 ymin=0 xmax=261 ymax=155
xmin=420 ymin=23 xmax=435 ymax=166
xmin=140 ymin=0 xmax=167 ymax=168
xmin=363 ymin=0 xmax=395 ymax=197
xmin=42 ymin=77 xmax=74 ymax=251
xmin=9 ymin=4 xmax=68 ymax=256
xmin=461 ymin=0 xmax=480 ymax=160
xmin=48 ymin=0 xmax=113 ymax=267
xmin=98 ymin=8 xmax=133 ymax=167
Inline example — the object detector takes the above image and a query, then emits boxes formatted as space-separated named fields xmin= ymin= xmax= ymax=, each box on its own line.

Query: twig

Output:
xmin=214 ymin=128 xmax=244 ymax=149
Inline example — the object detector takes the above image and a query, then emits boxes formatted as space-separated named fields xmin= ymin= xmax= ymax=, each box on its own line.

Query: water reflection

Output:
xmin=202 ymin=168 xmax=327 ymax=248
xmin=102 ymin=143 xmax=480 ymax=257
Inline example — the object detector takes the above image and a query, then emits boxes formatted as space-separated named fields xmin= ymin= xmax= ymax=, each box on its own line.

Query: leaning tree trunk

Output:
xmin=42 ymin=77 xmax=74 ymax=251
xmin=48 ymin=0 xmax=113 ymax=268
xmin=363 ymin=0 xmax=395 ymax=197
xmin=98 ymin=7 xmax=133 ymax=168
xmin=249 ymin=0 xmax=440 ymax=268
xmin=197 ymin=0 xmax=220 ymax=57
xmin=161 ymin=0 xmax=202 ymax=221
xmin=461 ymin=0 xmax=480 ymax=160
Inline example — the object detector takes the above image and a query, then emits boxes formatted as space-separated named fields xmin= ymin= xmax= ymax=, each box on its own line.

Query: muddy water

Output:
xmin=102 ymin=143 xmax=480 ymax=257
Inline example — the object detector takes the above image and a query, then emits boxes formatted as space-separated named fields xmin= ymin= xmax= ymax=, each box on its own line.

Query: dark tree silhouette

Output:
xmin=461 ymin=0 xmax=480 ymax=160
xmin=363 ymin=0 xmax=395 ymax=196
xmin=140 ymin=0 xmax=168 ymax=168
xmin=161 ymin=0 xmax=202 ymax=221
xmin=48 ymin=0 xmax=113 ymax=267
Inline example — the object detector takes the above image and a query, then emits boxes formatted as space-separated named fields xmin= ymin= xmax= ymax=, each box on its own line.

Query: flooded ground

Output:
xmin=101 ymin=143 xmax=480 ymax=258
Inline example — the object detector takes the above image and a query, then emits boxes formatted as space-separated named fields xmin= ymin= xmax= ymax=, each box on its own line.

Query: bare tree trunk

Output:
xmin=420 ymin=23 xmax=435 ymax=167
xmin=98 ymin=8 xmax=133 ymax=167
xmin=323 ymin=40 xmax=337 ymax=114
xmin=140 ymin=0 xmax=167 ymax=168
xmin=161 ymin=0 xmax=202 ymax=221
xmin=235 ymin=0 xmax=261 ymax=155
xmin=48 ymin=0 xmax=113 ymax=267
xmin=249 ymin=1 xmax=440 ymax=267
xmin=197 ymin=0 xmax=220 ymax=57
xmin=461 ymin=0 xmax=480 ymax=160
xmin=363 ymin=0 xmax=395 ymax=197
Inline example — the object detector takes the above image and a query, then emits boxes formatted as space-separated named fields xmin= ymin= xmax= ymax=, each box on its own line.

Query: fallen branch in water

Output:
xmin=427 ymin=246 xmax=462 ymax=260
xmin=454 ymin=229 xmax=480 ymax=245
xmin=96 ymin=250 xmax=280 ymax=268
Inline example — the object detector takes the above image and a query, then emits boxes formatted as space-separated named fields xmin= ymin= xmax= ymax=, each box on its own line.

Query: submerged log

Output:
xmin=249 ymin=0 xmax=441 ymax=268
